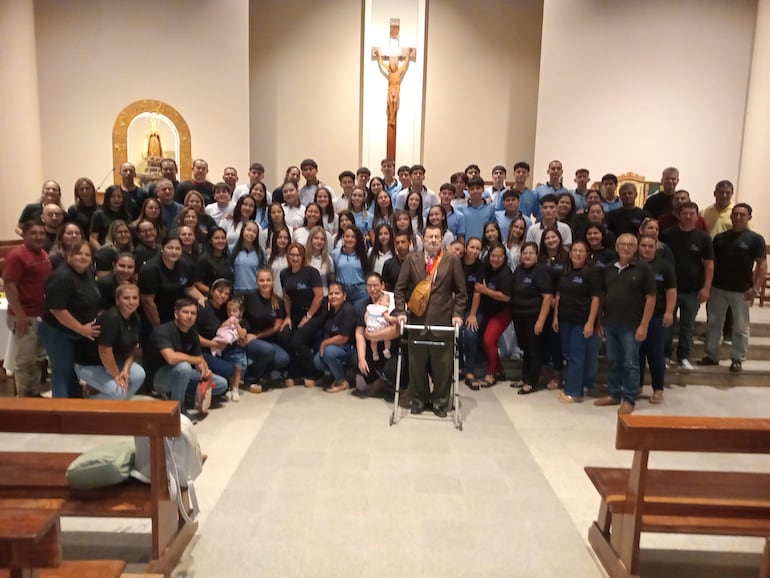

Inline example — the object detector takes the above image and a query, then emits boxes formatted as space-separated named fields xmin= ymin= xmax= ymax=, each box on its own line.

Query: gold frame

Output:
xmin=111 ymin=99 xmax=191 ymax=186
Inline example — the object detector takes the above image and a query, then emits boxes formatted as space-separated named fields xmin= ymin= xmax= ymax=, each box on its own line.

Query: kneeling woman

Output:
xmin=74 ymin=282 xmax=145 ymax=399
xmin=315 ymin=282 xmax=357 ymax=393
xmin=39 ymin=240 xmax=101 ymax=398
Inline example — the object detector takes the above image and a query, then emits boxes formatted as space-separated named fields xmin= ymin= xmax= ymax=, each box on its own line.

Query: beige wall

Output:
xmin=0 ymin=0 xmax=43 ymax=236
xmin=249 ymin=0 xmax=362 ymax=192
xmin=32 ymin=0 xmax=250 ymax=204
xmin=534 ymin=0 xmax=756 ymax=209
xmin=423 ymin=0 xmax=543 ymax=189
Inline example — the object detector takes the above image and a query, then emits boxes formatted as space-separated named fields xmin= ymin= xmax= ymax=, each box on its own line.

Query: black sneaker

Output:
xmin=729 ymin=360 xmax=743 ymax=372
xmin=696 ymin=357 xmax=719 ymax=366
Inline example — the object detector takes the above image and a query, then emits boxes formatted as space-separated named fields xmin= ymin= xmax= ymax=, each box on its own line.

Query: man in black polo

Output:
xmin=176 ymin=158 xmax=215 ymax=205
xmin=594 ymin=234 xmax=656 ymax=415
xmin=382 ymin=231 xmax=411 ymax=291
xmin=606 ymin=182 xmax=650 ymax=238
xmin=643 ymin=166 xmax=679 ymax=218
xmin=660 ymin=201 xmax=714 ymax=370
xmin=699 ymin=203 xmax=766 ymax=372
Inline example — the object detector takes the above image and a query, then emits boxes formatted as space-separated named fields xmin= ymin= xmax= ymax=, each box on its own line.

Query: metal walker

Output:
xmin=391 ymin=321 xmax=463 ymax=431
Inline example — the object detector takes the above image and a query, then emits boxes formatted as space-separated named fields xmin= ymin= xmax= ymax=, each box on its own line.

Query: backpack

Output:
xmin=131 ymin=413 xmax=202 ymax=522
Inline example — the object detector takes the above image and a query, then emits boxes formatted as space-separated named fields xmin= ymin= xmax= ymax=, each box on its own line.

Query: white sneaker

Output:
xmin=231 ymin=389 xmax=240 ymax=402
xmin=679 ymin=359 xmax=694 ymax=371
xmin=664 ymin=358 xmax=671 ymax=368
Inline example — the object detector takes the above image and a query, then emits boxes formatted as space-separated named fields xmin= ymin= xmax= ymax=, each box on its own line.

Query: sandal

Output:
xmin=248 ymin=383 xmax=263 ymax=394
xmin=467 ymin=380 xmax=480 ymax=392
xmin=546 ymin=378 xmax=562 ymax=390
xmin=517 ymin=384 xmax=538 ymax=395
xmin=480 ymin=375 xmax=496 ymax=388
xmin=510 ymin=380 xmax=525 ymax=388
xmin=326 ymin=380 xmax=349 ymax=394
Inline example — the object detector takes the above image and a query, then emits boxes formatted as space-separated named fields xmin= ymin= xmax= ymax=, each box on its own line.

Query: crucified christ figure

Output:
xmin=373 ymin=48 xmax=413 ymax=130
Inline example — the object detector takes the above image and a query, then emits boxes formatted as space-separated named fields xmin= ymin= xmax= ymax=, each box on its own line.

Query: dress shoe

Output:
xmin=410 ymin=401 xmax=425 ymax=415
xmin=593 ymin=396 xmax=620 ymax=407
xmin=618 ymin=402 xmax=634 ymax=415
xmin=697 ymin=357 xmax=719 ymax=366
xmin=649 ymin=390 xmax=664 ymax=404
xmin=432 ymin=404 xmax=447 ymax=418
xmin=729 ymin=360 xmax=743 ymax=372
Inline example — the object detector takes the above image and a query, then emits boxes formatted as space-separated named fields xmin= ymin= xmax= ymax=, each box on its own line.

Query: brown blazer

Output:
xmin=393 ymin=250 xmax=467 ymax=325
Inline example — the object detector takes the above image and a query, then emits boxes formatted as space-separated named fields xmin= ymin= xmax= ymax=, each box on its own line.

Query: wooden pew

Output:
xmin=0 ymin=398 xmax=194 ymax=578
xmin=585 ymin=414 xmax=770 ymax=578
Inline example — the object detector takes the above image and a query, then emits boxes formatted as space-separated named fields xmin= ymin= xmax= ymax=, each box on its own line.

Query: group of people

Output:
xmin=4 ymin=156 xmax=765 ymax=419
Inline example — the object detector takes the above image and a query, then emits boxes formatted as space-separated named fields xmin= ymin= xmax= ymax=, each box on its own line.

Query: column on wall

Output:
xmin=0 ymin=0 xmax=43 ymax=236
xmin=737 ymin=0 xmax=770 ymax=238
xmin=361 ymin=0 xmax=427 ymax=169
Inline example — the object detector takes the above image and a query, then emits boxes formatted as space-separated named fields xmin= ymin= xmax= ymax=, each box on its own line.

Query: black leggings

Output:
xmin=511 ymin=312 xmax=544 ymax=386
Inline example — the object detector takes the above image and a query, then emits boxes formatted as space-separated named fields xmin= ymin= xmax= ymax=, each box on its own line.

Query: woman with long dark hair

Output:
xmin=195 ymin=226 xmax=234 ymax=296
xmin=331 ymin=225 xmax=369 ymax=307
xmin=89 ymin=187 xmax=132 ymax=250
xmin=314 ymin=282 xmax=358 ymax=394
xmin=67 ymin=177 xmax=98 ymax=238
xmin=231 ymin=221 xmax=266 ymax=295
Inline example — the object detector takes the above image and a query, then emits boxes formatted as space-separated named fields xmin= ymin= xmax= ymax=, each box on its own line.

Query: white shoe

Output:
xmin=678 ymin=359 xmax=694 ymax=371
xmin=664 ymin=358 xmax=671 ymax=368
xmin=230 ymin=389 xmax=240 ymax=402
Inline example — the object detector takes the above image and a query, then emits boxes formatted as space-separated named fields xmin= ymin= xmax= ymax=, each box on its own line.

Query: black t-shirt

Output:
xmin=244 ymin=292 xmax=285 ymax=334
xmin=90 ymin=209 xmax=123 ymax=245
xmin=323 ymin=302 xmax=356 ymax=345
xmin=138 ymin=256 xmax=193 ymax=324
xmin=557 ymin=266 xmax=602 ymax=325
xmin=134 ymin=243 xmax=160 ymax=270
xmin=602 ymin=260 xmax=656 ymax=328
xmin=144 ymin=322 xmax=201 ymax=376
xmin=76 ymin=306 xmax=140 ymax=365
xmin=660 ymin=227 xmax=714 ymax=292
xmin=589 ymin=248 xmax=617 ymax=269
xmin=105 ymin=185 xmax=148 ymax=221
xmin=44 ymin=231 xmax=57 ymax=253
xmin=643 ymin=191 xmax=674 ymax=219
xmin=462 ymin=259 xmax=484 ymax=312
xmin=196 ymin=301 xmax=227 ymax=341
xmin=42 ymin=265 xmax=102 ymax=336
xmin=175 ymin=180 xmax=214 ymax=205
xmin=606 ymin=207 xmax=650 ymax=238
xmin=18 ymin=202 xmax=43 ymax=224
xmin=381 ymin=256 xmax=404 ymax=292
xmin=94 ymin=246 xmax=119 ymax=271
xmin=511 ymin=263 xmax=552 ymax=316
xmin=646 ymin=256 xmax=677 ymax=316
xmin=66 ymin=204 xmax=96 ymax=237
xmin=542 ymin=255 xmax=567 ymax=289
xmin=96 ymin=272 xmax=120 ymax=309
xmin=712 ymin=229 xmax=766 ymax=292
xmin=480 ymin=265 xmax=513 ymax=317
xmin=195 ymin=253 xmax=234 ymax=289
xmin=280 ymin=266 xmax=322 ymax=316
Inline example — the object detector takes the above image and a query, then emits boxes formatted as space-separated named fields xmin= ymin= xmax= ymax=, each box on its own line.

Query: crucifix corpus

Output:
xmin=372 ymin=18 xmax=416 ymax=160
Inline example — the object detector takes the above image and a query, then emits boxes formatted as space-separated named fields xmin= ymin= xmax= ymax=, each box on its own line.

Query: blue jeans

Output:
xmin=639 ymin=314 xmax=666 ymax=391
xmin=314 ymin=344 xmax=355 ymax=381
xmin=460 ymin=311 xmax=483 ymax=375
xmin=344 ymin=283 xmax=369 ymax=308
xmin=38 ymin=322 xmax=82 ymax=398
xmin=559 ymin=322 xmax=599 ymax=398
xmin=605 ymin=324 xmax=641 ymax=405
xmin=74 ymin=361 xmax=145 ymax=400
xmin=244 ymin=339 xmax=290 ymax=382
xmin=153 ymin=362 xmax=228 ymax=407
xmin=203 ymin=352 xmax=236 ymax=381
xmin=674 ymin=291 xmax=699 ymax=362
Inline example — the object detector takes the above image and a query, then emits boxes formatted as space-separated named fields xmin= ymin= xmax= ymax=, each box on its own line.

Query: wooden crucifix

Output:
xmin=372 ymin=18 xmax=416 ymax=161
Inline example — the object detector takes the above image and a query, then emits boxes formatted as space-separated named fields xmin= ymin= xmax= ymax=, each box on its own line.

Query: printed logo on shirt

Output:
xmin=523 ymin=276 xmax=532 ymax=284
xmin=655 ymin=274 xmax=664 ymax=282
xmin=572 ymin=276 xmax=583 ymax=284
xmin=331 ymin=324 xmax=340 ymax=332
xmin=180 ymin=276 xmax=188 ymax=285
xmin=739 ymin=241 xmax=749 ymax=250
xmin=297 ymin=282 xmax=308 ymax=290
xmin=688 ymin=244 xmax=700 ymax=253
